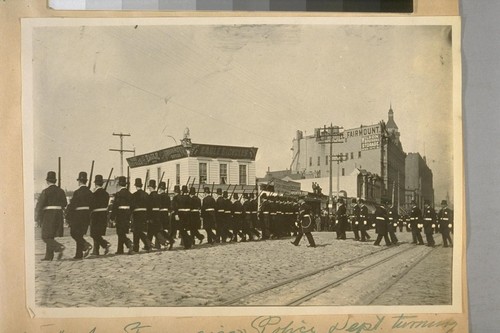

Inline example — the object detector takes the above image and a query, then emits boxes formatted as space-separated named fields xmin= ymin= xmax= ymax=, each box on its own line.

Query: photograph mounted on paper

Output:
xmin=22 ymin=16 xmax=463 ymax=316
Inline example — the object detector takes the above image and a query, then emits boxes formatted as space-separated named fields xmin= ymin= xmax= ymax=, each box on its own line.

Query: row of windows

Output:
xmin=310 ymin=151 xmax=362 ymax=167
xmin=156 ymin=163 xmax=248 ymax=185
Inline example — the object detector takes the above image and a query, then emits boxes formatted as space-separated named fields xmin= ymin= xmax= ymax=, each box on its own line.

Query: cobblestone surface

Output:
xmin=34 ymin=228 xmax=452 ymax=307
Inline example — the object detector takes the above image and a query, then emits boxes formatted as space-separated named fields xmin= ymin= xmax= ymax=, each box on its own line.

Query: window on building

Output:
xmin=358 ymin=151 xmax=362 ymax=158
xmin=309 ymin=157 xmax=312 ymax=166
xmin=325 ymin=155 xmax=328 ymax=165
xmin=342 ymin=168 xmax=345 ymax=176
xmin=220 ymin=164 xmax=228 ymax=184
xmin=351 ymin=152 xmax=354 ymax=159
xmin=345 ymin=153 xmax=349 ymax=161
xmin=199 ymin=163 xmax=207 ymax=184
xmin=176 ymin=164 xmax=180 ymax=185
xmin=157 ymin=167 xmax=162 ymax=182
xmin=239 ymin=165 xmax=247 ymax=185
xmin=317 ymin=156 xmax=320 ymax=166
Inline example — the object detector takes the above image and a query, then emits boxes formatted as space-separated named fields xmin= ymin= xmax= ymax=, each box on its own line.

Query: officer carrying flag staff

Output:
xmin=35 ymin=171 xmax=67 ymax=261
xmin=438 ymin=200 xmax=453 ymax=248
xmin=290 ymin=197 xmax=316 ymax=247
xmin=66 ymin=171 xmax=94 ymax=259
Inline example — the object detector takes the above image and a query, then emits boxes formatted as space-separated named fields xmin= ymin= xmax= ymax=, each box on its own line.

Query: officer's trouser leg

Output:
xmin=384 ymin=234 xmax=391 ymax=246
xmin=292 ymin=231 xmax=303 ymax=245
xmin=389 ymin=231 xmax=398 ymax=244
xmin=305 ymin=232 xmax=316 ymax=247
xmin=425 ymin=232 xmax=434 ymax=246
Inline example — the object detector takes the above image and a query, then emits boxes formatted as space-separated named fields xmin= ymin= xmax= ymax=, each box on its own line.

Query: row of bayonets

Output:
xmin=56 ymin=157 xmax=275 ymax=200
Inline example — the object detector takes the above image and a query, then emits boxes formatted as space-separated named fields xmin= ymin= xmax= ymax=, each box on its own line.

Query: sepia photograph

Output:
xmin=22 ymin=16 xmax=463 ymax=317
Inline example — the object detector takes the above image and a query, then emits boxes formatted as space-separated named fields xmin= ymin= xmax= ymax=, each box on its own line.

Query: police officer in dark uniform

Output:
xmin=131 ymin=178 xmax=153 ymax=253
xmin=110 ymin=176 xmax=134 ymax=255
xmin=147 ymin=180 xmax=167 ymax=250
xmin=223 ymin=190 xmax=235 ymax=241
xmin=358 ymin=199 xmax=371 ymax=242
xmin=351 ymin=199 xmax=361 ymax=241
xmin=90 ymin=175 xmax=111 ymax=256
xmin=215 ymin=188 xmax=228 ymax=243
xmin=438 ymin=200 xmax=453 ymax=248
xmin=189 ymin=186 xmax=205 ymax=244
xmin=409 ymin=200 xmax=425 ymax=245
xmin=66 ymin=172 xmax=94 ymax=259
xmin=249 ymin=192 xmax=261 ymax=239
xmin=231 ymin=193 xmax=246 ymax=242
xmin=158 ymin=181 xmax=175 ymax=249
xmin=176 ymin=185 xmax=193 ymax=249
xmin=35 ymin=171 xmax=67 ymax=261
xmin=242 ymin=193 xmax=257 ymax=241
xmin=201 ymin=187 xmax=217 ymax=244
xmin=336 ymin=198 xmax=347 ymax=240
xmin=291 ymin=198 xmax=316 ymax=247
xmin=387 ymin=200 xmax=399 ymax=245
xmin=259 ymin=193 xmax=271 ymax=240
xmin=268 ymin=195 xmax=278 ymax=239
xmin=170 ymin=185 xmax=181 ymax=241
xmin=423 ymin=200 xmax=436 ymax=247
xmin=374 ymin=200 xmax=391 ymax=246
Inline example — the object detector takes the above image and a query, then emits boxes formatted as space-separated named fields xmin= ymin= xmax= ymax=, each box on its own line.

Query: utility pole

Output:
xmin=316 ymin=124 xmax=345 ymax=217
xmin=331 ymin=153 xmax=348 ymax=203
xmin=109 ymin=132 xmax=135 ymax=176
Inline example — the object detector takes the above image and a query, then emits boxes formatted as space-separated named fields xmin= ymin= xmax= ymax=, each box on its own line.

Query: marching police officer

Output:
xmin=249 ymin=192 xmax=261 ymax=239
xmin=189 ymin=186 xmax=205 ymax=244
xmin=438 ymin=200 xmax=453 ymax=248
xmin=387 ymin=200 xmax=399 ymax=245
xmin=223 ymin=190 xmax=235 ymax=241
xmin=131 ymin=178 xmax=153 ymax=253
xmin=201 ymin=187 xmax=217 ymax=244
xmin=35 ymin=171 xmax=67 ymax=261
xmin=215 ymin=188 xmax=229 ymax=243
xmin=66 ymin=172 xmax=94 ymax=259
xmin=242 ymin=193 xmax=258 ymax=241
xmin=147 ymin=180 xmax=167 ymax=250
xmin=352 ymin=199 xmax=361 ymax=241
xmin=358 ymin=199 xmax=371 ymax=242
xmin=336 ymin=198 xmax=348 ymax=240
xmin=410 ymin=200 xmax=425 ymax=245
xmin=158 ymin=181 xmax=175 ymax=249
xmin=176 ymin=185 xmax=193 ymax=249
xmin=90 ymin=175 xmax=111 ymax=256
xmin=110 ymin=176 xmax=134 ymax=254
xmin=259 ymin=193 xmax=271 ymax=240
xmin=291 ymin=198 xmax=316 ymax=247
xmin=423 ymin=200 xmax=436 ymax=247
xmin=374 ymin=200 xmax=391 ymax=246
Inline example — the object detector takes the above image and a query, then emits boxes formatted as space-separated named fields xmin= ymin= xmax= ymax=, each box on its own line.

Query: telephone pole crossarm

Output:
xmin=109 ymin=133 xmax=134 ymax=176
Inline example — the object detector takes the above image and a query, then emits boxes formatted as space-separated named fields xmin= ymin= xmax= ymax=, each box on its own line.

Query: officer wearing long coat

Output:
xmin=147 ymin=180 xmax=167 ymax=250
xmin=291 ymin=198 xmax=316 ymax=247
xmin=66 ymin=172 xmax=94 ymax=259
xmin=231 ymin=193 xmax=246 ymax=242
xmin=373 ymin=202 xmax=391 ymax=246
xmin=189 ymin=186 xmax=205 ymax=244
xmin=158 ymin=181 xmax=174 ymax=249
xmin=387 ymin=201 xmax=399 ymax=245
xmin=90 ymin=175 xmax=110 ymax=256
xmin=243 ymin=193 xmax=258 ymax=241
xmin=131 ymin=178 xmax=152 ymax=253
xmin=259 ymin=193 xmax=271 ymax=240
xmin=351 ymin=199 xmax=360 ymax=241
xmin=110 ymin=176 xmax=134 ymax=254
xmin=438 ymin=200 xmax=453 ymax=247
xmin=409 ymin=200 xmax=425 ymax=245
xmin=35 ymin=171 xmax=67 ymax=261
xmin=336 ymin=198 xmax=348 ymax=240
xmin=201 ymin=187 xmax=217 ymax=244
xmin=215 ymin=188 xmax=228 ymax=243
xmin=358 ymin=199 xmax=371 ymax=242
xmin=423 ymin=200 xmax=436 ymax=247
xmin=176 ymin=185 xmax=193 ymax=249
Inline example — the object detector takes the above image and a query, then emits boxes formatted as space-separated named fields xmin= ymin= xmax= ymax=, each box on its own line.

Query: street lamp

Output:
xmin=316 ymin=124 xmax=345 ymax=217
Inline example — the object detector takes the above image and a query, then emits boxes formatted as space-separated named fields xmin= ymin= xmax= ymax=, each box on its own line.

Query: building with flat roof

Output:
xmin=405 ymin=152 xmax=434 ymax=210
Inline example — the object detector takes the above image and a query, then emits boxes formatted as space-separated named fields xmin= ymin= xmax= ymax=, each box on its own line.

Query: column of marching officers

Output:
xmin=36 ymin=170 xmax=454 ymax=261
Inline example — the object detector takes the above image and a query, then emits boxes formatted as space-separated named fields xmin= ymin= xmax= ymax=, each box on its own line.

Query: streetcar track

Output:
xmin=221 ymin=243 xmax=406 ymax=306
xmin=286 ymin=245 xmax=421 ymax=306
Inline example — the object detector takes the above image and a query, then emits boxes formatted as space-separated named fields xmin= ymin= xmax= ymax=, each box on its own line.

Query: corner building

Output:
xmin=290 ymin=107 xmax=406 ymax=206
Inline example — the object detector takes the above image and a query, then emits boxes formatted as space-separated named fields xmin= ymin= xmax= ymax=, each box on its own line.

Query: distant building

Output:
xmin=405 ymin=152 xmax=434 ymax=210
xmin=126 ymin=131 xmax=258 ymax=193
xmin=289 ymin=106 xmax=406 ymax=205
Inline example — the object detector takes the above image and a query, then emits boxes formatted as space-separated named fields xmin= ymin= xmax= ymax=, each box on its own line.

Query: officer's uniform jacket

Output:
xmin=223 ymin=196 xmax=233 ymax=227
xmin=232 ymin=199 xmax=244 ymax=230
xmin=215 ymin=195 xmax=226 ymax=226
xmin=148 ymin=190 xmax=162 ymax=234
xmin=243 ymin=199 xmax=252 ymax=226
xmin=359 ymin=204 xmax=369 ymax=230
xmin=250 ymin=198 xmax=259 ymax=227
xmin=438 ymin=207 xmax=453 ymax=232
xmin=201 ymin=194 xmax=216 ymax=229
xmin=387 ymin=206 xmax=399 ymax=232
xmin=422 ymin=205 xmax=436 ymax=234
xmin=131 ymin=189 xmax=149 ymax=232
xmin=35 ymin=184 xmax=67 ymax=239
xmin=110 ymin=187 xmax=132 ymax=234
xmin=336 ymin=203 xmax=347 ymax=227
xmin=352 ymin=204 xmax=361 ymax=229
xmin=298 ymin=202 xmax=314 ymax=233
xmin=66 ymin=185 xmax=94 ymax=234
xmin=190 ymin=194 xmax=202 ymax=230
xmin=410 ymin=205 xmax=423 ymax=230
xmin=177 ymin=193 xmax=191 ymax=230
xmin=374 ymin=205 xmax=389 ymax=235
xmin=259 ymin=199 xmax=270 ymax=222
xmin=90 ymin=186 xmax=110 ymax=237
xmin=158 ymin=191 xmax=171 ymax=230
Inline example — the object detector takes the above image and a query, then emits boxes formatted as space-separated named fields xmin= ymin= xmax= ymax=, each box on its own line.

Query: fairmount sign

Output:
xmin=127 ymin=143 xmax=258 ymax=168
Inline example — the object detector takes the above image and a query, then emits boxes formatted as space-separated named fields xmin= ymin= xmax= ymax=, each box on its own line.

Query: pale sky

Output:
xmin=30 ymin=19 xmax=454 ymax=201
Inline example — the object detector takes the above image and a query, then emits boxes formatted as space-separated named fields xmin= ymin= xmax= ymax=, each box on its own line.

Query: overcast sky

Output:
xmin=29 ymin=19 xmax=455 ymax=201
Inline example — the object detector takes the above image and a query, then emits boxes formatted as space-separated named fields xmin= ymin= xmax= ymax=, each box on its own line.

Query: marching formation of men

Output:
xmin=35 ymin=170 xmax=454 ymax=261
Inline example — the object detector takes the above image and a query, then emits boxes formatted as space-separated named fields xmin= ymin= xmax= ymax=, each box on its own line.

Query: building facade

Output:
xmin=289 ymin=107 xmax=406 ymax=206
xmin=405 ymin=152 xmax=434 ymax=210
xmin=126 ymin=138 xmax=258 ymax=193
